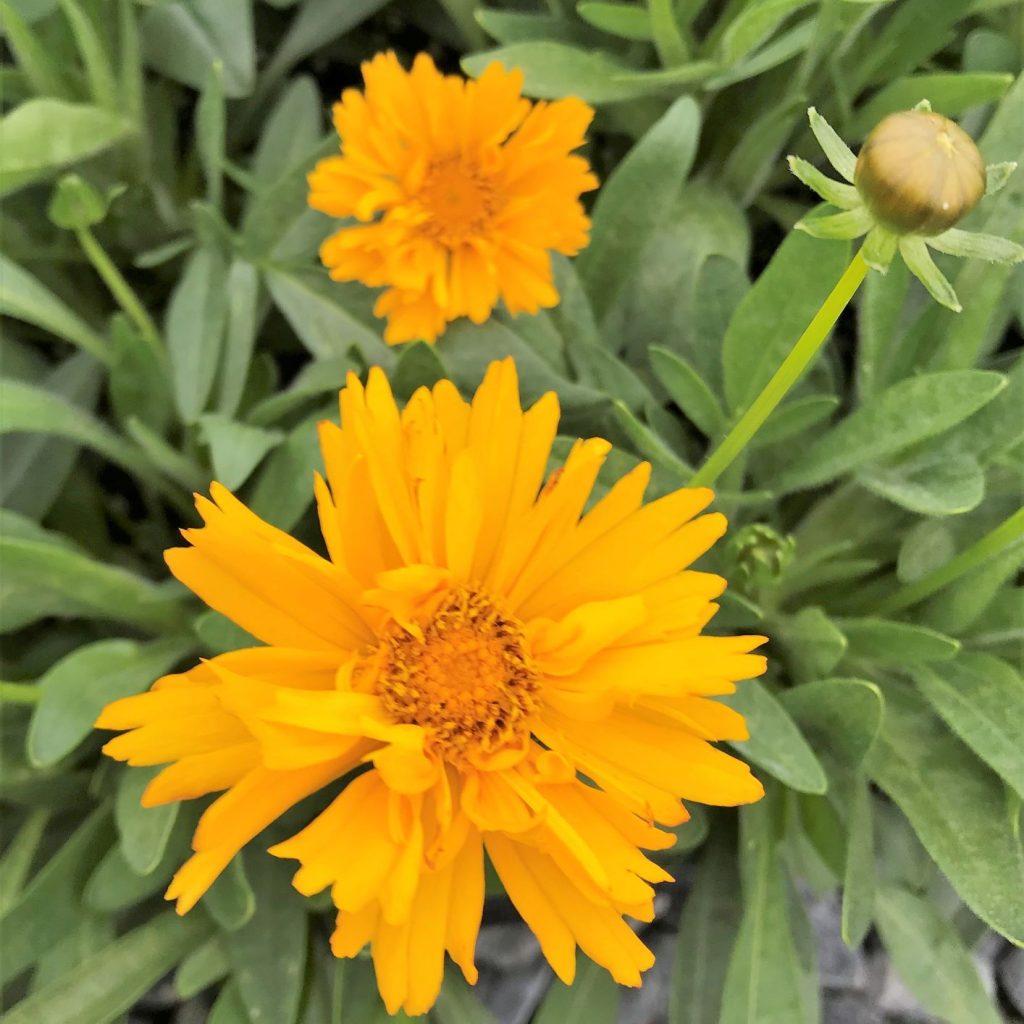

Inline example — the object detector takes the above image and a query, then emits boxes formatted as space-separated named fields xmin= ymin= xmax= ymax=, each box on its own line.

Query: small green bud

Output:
xmin=48 ymin=173 xmax=109 ymax=230
xmin=726 ymin=524 xmax=796 ymax=594
xmin=855 ymin=110 xmax=986 ymax=236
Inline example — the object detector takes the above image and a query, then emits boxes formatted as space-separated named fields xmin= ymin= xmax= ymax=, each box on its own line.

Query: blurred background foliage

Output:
xmin=1 ymin=0 xmax=1023 ymax=1022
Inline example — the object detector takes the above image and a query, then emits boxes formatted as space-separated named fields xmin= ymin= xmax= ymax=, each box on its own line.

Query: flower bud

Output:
xmin=854 ymin=110 xmax=986 ymax=236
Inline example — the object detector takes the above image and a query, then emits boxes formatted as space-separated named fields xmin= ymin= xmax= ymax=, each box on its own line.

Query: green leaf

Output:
xmin=203 ymin=853 xmax=256 ymax=931
xmin=722 ymin=231 xmax=850 ymax=413
xmin=28 ymin=636 xmax=191 ymax=767
xmin=165 ymin=247 xmax=229 ymax=423
xmin=611 ymin=400 xmax=692 ymax=479
xmin=720 ymin=680 xmax=828 ymax=794
xmin=175 ymin=936 xmax=230 ymax=999
xmin=0 ymin=536 xmax=186 ymax=634
xmin=867 ymin=680 xmax=1024 ymax=943
xmin=109 ymin=313 xmax=173 ymax=435
xmin=840 ymin=775 xmax=874 ymax=947
xmin=773 ymin=607 xmax=848 ymax=681
xmin=438 ymin=319 xmax=605 ymax=416
xmin=875 ymin=887 xmax=1002 ymax=1024
xmin=719 ymin=803 xmax=816 ymax=1024
xmin=0 ymin=99 xmax=132 ymax=195
xmin=0 ymin=254 xmax=108 ymax=362
xmin=719 ymin=0 xmax=814 ymax=64
xmin=751 ymin=395 xmax=839 ymax=449
xmin=264 ymin=266 xmax=390 ymax=366
xmin=462 ymin=43 xmax=716 ymax=104
xmin=533 ymin=955 xmax=619 ymax=1024
xmin=250 ymin=75 xmax=322 ymax=187
xmin=0 ymin=376 xmax=158 ymax=483
xmin=669 ymin=830 xmax=743 ymax=1024
xmin=84 ymin=811 xmax=193 ymax=913
xmin=578 ymin=95 xmax=700 ymax=317
xmin=248 ymin=411 xmax=324 ymax=531
xmin=225 ymin=852 xmax=308 ymax=1024
xmin=432 ymin=965 xmax=497 ymax=1024
xmin=248 ymin=355 xmax=357 ymax=427
xmin=839 ymin=617 xmax=960 ymax=664
xmin=576 ymin=2 xmax=652 ymax=41
xmin=259 ymin=0 xmax=390 ymax=91
xmin=210 ymin=981 xmax=252 ymax=1024
xmin=193 ymin=608 xmax=257 ymax=656
xmin=780 ymin=678 xmax=884 ymax=771
xmin=28 ymin=910 xmax=115 ymax=995
xmin=2 ymin=911 xmax=211 ymax=1024
xmin=115 ymin=766 xmax=182 ymax=875
xmin=850 ymin=72 xmax=1014 ymax=136
xmin=775 ymin=371 xmax=1005 ymax=493
xmin=911 ymin=653 xmax=1024 ymax=799
xmin=1 ymin=352 xmax=102 ymax=519
xmin=140 ymin=0 xmax=255 ymax=97
xmin=649 ymin=346 xmax=726 ymax=437
xmin=0 ymin=808 xmax=111 ymax=987
xmin=857 ymin=450 xmax=985 ymax=515
xmin=196 ymin=60 xmax=225 ymax=208
xmin=58 ymin=0 xmax=119 ymax=110
xmin=199 ymin=414 xmax=283 ymax=491
xmin=567 ymin=337 xmax=653 ymax=412
xmin=390 ymin=341 xmax=447 ymax=402
xmin=0 ymin=810 xmax=49 ymax=910
xmin=897 ymin=520 xmax=957 ymax=584
xmin=0 ymin=0 xmax=69 ymax=97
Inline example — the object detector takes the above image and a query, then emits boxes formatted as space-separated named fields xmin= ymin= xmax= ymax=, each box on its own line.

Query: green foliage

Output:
xmin=1 ymin=0 xmax=1021 ymax=1022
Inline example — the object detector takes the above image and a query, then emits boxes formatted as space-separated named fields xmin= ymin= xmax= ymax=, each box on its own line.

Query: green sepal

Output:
xmin=807 ymin=106 xmax=856 ymax=183
xmin=862 ymin=226 xmax=899 ymax=273
xmin=796 ymin=206 xmax=873 ymax=240
xmin=912 ymin=98 xmax=932 ymax=112
xmin=927 ymin=228 xmax=1024 ymax=265
xmin=984 ymin=161 xmax=1016 ymax=196
xmin=899 ymin=236 xmax=961 ymax=312
xmin=787 ymin=156 xmax=860 ymax=209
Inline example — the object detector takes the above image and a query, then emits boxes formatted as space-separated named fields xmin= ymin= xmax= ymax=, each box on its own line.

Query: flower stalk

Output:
xmin=76 ymin=226 xmax=164 ymax=361
xmin=689 ymin=249 xmax=869 ymax=488
xmin=0 ymin=681 xmax=41 ymax=705
xmin=876 ymin=507 xmax=1024 ymax=615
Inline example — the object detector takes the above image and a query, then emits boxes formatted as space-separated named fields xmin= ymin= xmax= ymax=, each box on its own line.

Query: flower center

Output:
xmin=416 ymin=157 xmax=499 ymax=246
xmin=374 ymin=587 xmax=540 ymax=761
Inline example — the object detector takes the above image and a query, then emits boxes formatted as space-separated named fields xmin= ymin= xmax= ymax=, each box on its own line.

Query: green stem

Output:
xmin=76 ymin=226 xmax=164 ymax=361
xmin=876 ymin=507 xmax=1024 ymax=615
xmin=689 ymin=249 xmax=869 ymax=489
xmin=0 ymin=681 xmax=41 ymax=705
xmin=437 ymin=0 xmax=488 ymax=49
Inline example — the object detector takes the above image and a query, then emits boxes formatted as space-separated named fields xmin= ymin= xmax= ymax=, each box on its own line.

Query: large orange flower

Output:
xmin=308 ymin=52 xmax=598 ymax=344
xmin=97 ymin=360 xmax=765 ymax=1015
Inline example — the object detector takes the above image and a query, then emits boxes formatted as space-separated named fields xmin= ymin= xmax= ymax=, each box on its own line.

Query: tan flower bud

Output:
xmin=854 ymin=110 xmax=986 ymax=236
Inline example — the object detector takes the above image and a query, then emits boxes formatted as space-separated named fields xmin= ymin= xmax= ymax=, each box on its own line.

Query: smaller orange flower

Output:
xmin=308 ymin=52 xmax=598 ymax=345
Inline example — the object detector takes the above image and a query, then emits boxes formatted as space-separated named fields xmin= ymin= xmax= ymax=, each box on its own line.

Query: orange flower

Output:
xmin=308 ymin=52 xmax=598 ymax=344
xmin=96 ymin=360 xmax=766 ymax=1015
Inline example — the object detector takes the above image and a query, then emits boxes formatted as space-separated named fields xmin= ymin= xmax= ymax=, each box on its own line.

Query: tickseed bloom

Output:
xmin=97 ymin=360 xmax=766 ymax=1014
xmin=789 ymin=103 xmax=1023 ymax=311
xmin=308 ymin=52 xmax=599 ymax=345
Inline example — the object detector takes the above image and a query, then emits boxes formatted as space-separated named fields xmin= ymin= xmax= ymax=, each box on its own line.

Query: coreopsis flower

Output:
xmin=96 ymin=360 xmax=766 ymax=1015
xmin=308 ymin=52 xmax=598 ymax=345
xmin=789 ymin=103 xmax=1023 ymax=311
